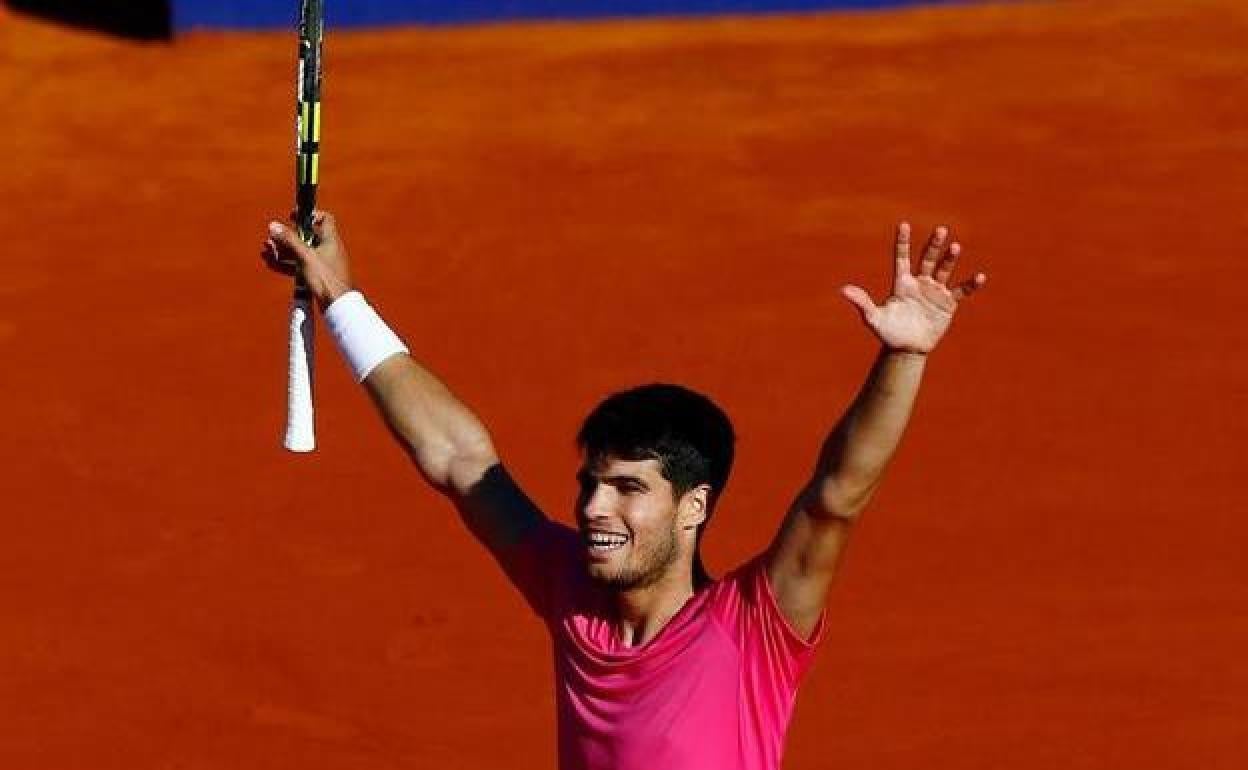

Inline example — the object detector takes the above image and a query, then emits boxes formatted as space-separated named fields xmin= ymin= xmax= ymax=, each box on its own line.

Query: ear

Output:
xmin=678 ymin=485 xmax=711 ymax=531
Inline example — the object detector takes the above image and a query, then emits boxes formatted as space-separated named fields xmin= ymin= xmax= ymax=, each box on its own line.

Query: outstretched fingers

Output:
xmin=893 ymin=221 xmax=913 ymax=286
xmin=951 ymin=272 xmax=988 ymax=300
xmin=918 ymin=225 xmax=950 ymax=278
xmin=934 ymin=241 xmax=960 ymax=285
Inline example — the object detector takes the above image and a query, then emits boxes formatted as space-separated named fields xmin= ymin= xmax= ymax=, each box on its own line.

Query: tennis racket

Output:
xmin=284 ymin=0 xmax=325 ymax=452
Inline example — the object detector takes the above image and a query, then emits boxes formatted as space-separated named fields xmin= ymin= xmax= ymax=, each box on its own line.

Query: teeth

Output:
xmin=586 ymin=532 xmax=628 ymax=549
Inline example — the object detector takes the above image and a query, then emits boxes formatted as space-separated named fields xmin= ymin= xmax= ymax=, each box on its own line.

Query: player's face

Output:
xmin=575 ymin=456 xmax=698 ymax=591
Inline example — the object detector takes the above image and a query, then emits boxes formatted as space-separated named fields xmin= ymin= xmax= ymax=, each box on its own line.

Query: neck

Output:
xmin=611 ymin=557 xmax=700 ymax=648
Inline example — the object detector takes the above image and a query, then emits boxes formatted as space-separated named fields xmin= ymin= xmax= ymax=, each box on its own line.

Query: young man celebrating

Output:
xmin=261 ymin=214 xmax=986 ymax=770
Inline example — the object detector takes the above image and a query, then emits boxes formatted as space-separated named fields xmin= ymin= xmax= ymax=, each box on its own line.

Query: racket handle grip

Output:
xmin=284 ymin=285 xmax=316 ymax=452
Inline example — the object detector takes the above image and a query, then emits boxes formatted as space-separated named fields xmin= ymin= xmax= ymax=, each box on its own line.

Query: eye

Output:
xmin=617 ymin=480 xmax=644 ymax=495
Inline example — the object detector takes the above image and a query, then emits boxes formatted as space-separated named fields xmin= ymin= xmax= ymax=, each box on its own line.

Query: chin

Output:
xmin=586 ymin=561 xmax=666 ymax=592
xmin=584 ymin=560 xmax=624 ymax=586
xmin=586 ymin=562 xmax=630 ymax=588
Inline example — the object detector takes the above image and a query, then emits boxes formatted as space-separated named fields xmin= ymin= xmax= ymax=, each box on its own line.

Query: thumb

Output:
xmin=268 ymin=221 xmax=314 ymax=266
xmin=840 ymin=284 xmax=878 ymax=323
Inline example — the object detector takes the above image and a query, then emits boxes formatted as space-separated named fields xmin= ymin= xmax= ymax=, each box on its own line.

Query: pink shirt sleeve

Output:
xmin=712 ymin=556 xmax=827 ymax=715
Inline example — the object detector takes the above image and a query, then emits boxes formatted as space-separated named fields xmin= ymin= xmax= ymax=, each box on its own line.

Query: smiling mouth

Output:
xmin=584 ymin=531 xmax=629 ymax=553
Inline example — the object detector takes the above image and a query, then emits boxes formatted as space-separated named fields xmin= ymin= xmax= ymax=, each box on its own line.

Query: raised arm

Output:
xmin=262 ymin=212 xmax=545 ymax=554
xmin=766 ymin=223 xmax=987 ymax=638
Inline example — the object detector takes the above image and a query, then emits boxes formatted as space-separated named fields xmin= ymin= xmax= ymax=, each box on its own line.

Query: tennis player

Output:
xmin=262 ymin=212 xmax=986 ymax=770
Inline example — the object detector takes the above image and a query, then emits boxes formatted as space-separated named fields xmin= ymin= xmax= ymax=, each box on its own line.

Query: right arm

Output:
xmin=362 ymin=354 xmax=545 ymax=550
xmin=262 ymin=212 xmax=546 ymax=554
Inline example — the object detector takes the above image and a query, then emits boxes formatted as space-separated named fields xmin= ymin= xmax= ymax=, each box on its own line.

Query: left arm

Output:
xmin=766 ymin=222 xmax=987 ymax=638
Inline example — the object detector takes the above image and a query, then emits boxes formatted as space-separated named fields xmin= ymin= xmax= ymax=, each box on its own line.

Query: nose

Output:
xmin=578 ymin=482 xmax=614 ymax=521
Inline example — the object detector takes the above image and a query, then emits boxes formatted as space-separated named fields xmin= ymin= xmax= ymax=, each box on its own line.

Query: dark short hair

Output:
xmin=576 ymin=383 xmax=735 ymax=510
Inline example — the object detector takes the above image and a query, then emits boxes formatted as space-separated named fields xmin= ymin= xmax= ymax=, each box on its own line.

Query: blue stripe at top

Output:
xmin=172 ymin=0 xmax=954 ymax=30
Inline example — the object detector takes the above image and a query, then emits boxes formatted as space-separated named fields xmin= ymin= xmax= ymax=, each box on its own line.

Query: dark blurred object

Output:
xmin=6 ymin=0 xmax=172 ymax=40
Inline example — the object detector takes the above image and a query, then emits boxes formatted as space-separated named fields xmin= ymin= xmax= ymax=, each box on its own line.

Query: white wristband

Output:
xmin=324 ymin=291 xmax=410 ymax=382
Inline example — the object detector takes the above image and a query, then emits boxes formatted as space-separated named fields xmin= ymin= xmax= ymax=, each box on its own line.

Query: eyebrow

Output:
xmin=604 ymin=475 xmax=649 ymax=491
xmin=577 ymin=469 xmax=650 ymax=492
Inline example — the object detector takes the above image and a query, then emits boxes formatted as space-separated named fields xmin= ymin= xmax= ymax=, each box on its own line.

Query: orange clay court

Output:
xmin=1 ymin=1 xmax=1245 ymax=768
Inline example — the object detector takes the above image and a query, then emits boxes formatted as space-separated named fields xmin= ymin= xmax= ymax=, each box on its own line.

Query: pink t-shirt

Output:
xmin=507 ymin=521 xmax=825 ymax=770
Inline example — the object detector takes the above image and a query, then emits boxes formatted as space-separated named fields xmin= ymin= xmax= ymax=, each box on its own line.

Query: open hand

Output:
xmin=841 ymin=222 xmax=987 ymax=354
xmin=260 ymin=210 xmax=353 ymax=310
